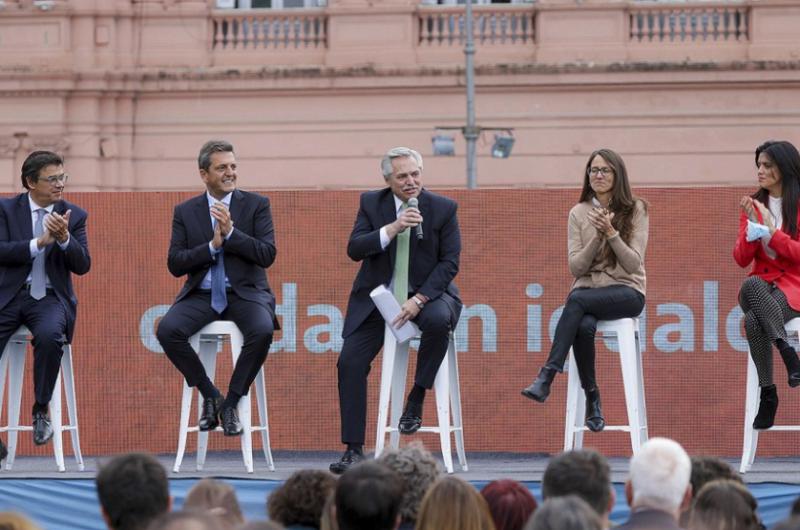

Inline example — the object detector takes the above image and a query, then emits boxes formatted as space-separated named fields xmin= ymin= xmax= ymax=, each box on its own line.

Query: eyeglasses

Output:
xmin=588 ymin=167 xmax=614 ymax=177
xmin=42 ymin=173 xmax=68 ymax=185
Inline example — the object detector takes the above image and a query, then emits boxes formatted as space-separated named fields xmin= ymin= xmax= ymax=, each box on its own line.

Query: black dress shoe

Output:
xmin=399 ymin=401 xmax=423 ymax=435
xmin=199 ymin=396 xmax=223 ymax=431
xmin=0 ymin=437 xmax=7 ymax=463
xmin=584 ymin=388 xmax=605 ymax=432
xmin=329 ymin=448 xmax=364 ymax=475
xmin=33 ymin=411 xmax=53 ymax=446
xmin=521 ymin=367 xmax=557 ymax=403
xmin=754 ymin=384 xmax=778 ymax=430
xmin=779 ymin=346 xmax=800 ymax=388
xmin=221 ymin=406 xmax=243 ymax=436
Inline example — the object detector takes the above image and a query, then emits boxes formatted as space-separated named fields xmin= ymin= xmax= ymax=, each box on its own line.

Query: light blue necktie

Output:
xmin=210 ymin=221 xmax=227 ymax=314
xmin=393 ymin=202 xmax=410 ymax=303
xmin=30 ymin=209 xmax=46 ymax=300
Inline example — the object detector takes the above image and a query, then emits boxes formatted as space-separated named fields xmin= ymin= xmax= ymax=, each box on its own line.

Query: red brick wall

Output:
xmin=7 ymin=188 xmax=796 ymax=458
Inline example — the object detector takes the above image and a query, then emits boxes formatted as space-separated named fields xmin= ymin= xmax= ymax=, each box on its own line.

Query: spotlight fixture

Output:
xmin=431 ymin=133 xmax=456 ymax=157
xmin=491 ymin=131 xmax=515 ymax=159
xmin=33 ymin=0 xmax=55 ymax=10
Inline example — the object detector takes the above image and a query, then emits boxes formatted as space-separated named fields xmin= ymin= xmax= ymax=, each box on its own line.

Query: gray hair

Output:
xmin=377 ymin=442 xmax=441 ymax=524
xmin=629 ymin=437 xmax=691 ymax=513
xmin=198 ymin=140 xmax=234 ymax=171
xmin=381 ymin=147 xmax=423 ymax=179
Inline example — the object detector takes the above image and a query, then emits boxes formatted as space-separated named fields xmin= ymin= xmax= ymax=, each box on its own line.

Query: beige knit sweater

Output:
xmin=567 ymin=199 xmax=648 ymax=295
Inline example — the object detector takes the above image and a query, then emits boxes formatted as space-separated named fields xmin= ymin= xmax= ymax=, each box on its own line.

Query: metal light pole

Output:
xmin=464 ymin=0 xmax=478 ymax=189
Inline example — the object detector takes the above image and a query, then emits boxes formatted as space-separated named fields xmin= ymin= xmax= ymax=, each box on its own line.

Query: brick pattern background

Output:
xmin=5 ymin=187 xmax=796 ymax=459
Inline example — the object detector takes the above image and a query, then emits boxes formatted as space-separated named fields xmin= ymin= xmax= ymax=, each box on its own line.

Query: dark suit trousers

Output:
xmin=337 ymin=295 xmax=459 ymax=445
xmin=157 ymin=290 xmax=274 ymax=397
xmin=544 ymin=285 xmax=644 ymax=390
xmin=0 ymin=288 xmax=67 ymax=406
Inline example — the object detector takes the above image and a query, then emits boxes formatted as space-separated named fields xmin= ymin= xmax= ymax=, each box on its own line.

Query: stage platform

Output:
xmin=1 ymin=451 xmax=799 ymax=483
xmin=3 ymin=452 xmax=800 ymax=530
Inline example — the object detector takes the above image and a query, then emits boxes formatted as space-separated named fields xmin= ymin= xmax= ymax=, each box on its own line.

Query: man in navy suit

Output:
xmin=157 ymin=140 xmax=278 ymax=436
xmin=0 ymin=150 xmax=91 ymax=460
xmin=330 ymin=147 xmax=462 ymax=474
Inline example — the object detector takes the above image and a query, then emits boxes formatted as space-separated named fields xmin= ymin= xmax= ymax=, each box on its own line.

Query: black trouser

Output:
xmin=543 ymin=285 xmax=645 ymax=390
xmin=337 ymin=296 xmax=460 ymax=445
xmin=157 ymin=290 xmax=274 ymax=398
xmin=0 ymin=287 xmax=67 ymax=407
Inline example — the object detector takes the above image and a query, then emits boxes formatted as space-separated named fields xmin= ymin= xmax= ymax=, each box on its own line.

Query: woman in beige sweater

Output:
xmin=521 ymin=148 xmax=648 ymax=432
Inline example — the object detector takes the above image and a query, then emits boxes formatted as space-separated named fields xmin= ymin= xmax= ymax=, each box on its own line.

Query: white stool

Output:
xmin=173 ymin=320 xmax=274 ymax=474
xmin=374 ymin=325 xmax=467 ymax=474
xmin=564 ymin=318 xmax=648 ymax=455
xmin=740 ymin=317 xmax=800 ymax=473
xmin=0 ymin=326 xmax=84 ymax=472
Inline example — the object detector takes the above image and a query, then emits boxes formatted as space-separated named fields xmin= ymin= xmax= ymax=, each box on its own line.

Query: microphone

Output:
xmin=407 ymin=197 xmax=423 ymax=240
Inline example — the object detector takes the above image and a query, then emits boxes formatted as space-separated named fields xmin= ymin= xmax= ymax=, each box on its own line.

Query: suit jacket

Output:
xmin=167 ymin=189 xmax=278 ymax=324
xmin=342 ymin=187 xmax=461 ymax=338
xmin=617 ymin=508 xmax=684 ymax=530
xmin=0 ymin=193 xmax=91 ymax=342
xmin=734 ymin=210 xmax=800 ymax=310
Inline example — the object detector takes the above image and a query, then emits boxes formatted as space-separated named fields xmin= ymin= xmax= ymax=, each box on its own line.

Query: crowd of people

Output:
xmin=3 ymin=438 xmax=800 ymax=530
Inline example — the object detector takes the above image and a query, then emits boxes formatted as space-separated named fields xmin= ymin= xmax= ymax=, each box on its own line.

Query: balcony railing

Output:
xmin=417 ymin=5 xmax=535 ymax=47
xmin=629 ymin=4 xmax=749 ymax=43
xmin=211 ymin=10 xmax=328 ymax=50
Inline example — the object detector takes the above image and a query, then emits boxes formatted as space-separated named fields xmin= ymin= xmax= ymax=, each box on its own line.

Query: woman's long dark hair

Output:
xmin=752 ymin=140 xmax=800 ymax=238
xmin=579 ymin=148 xmax=647 ymax=266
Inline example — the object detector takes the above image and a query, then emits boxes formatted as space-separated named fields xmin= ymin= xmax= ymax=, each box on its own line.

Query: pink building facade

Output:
xmin=0 ymin=0 xmax=798 ymax=191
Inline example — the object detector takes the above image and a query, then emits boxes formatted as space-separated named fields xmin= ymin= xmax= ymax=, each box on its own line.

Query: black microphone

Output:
xmin=408 ymin=197 xmax=423 ymax=240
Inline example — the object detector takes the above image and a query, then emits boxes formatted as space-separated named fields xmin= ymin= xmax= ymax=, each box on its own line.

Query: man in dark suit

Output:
xmin=330 ymin=146 xmax=462 ymax=474
xmin=156 ymin=140 xmax=278 ymax=436
xmin=0 ymin=150 xmax=91 ymax=461
xmin=618 ymin=437 xmax=692 ymax=530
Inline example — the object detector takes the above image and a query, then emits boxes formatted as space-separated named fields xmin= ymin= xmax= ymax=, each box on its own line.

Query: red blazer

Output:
xmin=734 ymin=210 xmax=800 ymax=310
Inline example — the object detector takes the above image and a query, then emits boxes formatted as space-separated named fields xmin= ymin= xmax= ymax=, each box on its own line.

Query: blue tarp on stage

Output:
xmin=1 ymin=480 xmax=799 ymax=530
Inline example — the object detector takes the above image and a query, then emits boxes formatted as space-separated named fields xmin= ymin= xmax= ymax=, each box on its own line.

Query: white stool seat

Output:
xmin=374 ymin=325 xmax=467 ymax=473
xmin=740 ymin=317 xmax=800 ymax=473
xmin=564 ymin=317 xmax=648 ymax=455
xmin=173 ymin=320 xmax=274 ymax=474
xmin=0 ymin=325 xmax=84 ymax=472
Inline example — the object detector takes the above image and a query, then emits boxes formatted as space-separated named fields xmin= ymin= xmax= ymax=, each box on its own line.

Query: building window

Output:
xmin=216 ymin=0 xmax=325 ymax=8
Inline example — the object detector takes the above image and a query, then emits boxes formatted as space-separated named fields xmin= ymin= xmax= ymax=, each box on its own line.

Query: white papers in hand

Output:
xmin=369 ymin=285 xmax=420 ymax=344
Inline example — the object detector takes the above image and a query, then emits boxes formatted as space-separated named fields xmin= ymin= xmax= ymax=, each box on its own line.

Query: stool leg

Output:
xmin=448 ymin=338 xmax=468 ymax=471
xmin=741 ymin=354 xmax=760 ymax=473
xmin=196 ymin=338 xmax=219 ymax=472
xmin=6 ymin=344 xmax=25 ymax=470
xmin=433 ymin=353 xmax=453 ymax=474
xmin=617 ymin=324 xmax=642 ymax=454
xmin=254 ymin=367 xmax=274 ymax=471
xmin=228 ymin=331 xmax=253 ymax=473
xmin=634 ymin=328 xmax=648 ymax=446
xmin=390 ymin=340 xmax=410 ymax=451
xmin=61 ymin=347 xmax=84 ymax=471
xmin=0 ymin=348 xmax=8 ymax=436
xmin=375 ymin=326 xmax=397 ymax=458
xmin=49 ymin=370 xmax=65 ymax=472
xmin=564 ymin=349 xmax=582 ymax=451
xmin=173 ymin=381 xmax=193 ymax=473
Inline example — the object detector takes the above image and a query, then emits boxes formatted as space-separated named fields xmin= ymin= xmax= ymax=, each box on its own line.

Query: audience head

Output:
xmin=793 ymin=495 xmax=800 ymax=517
xmin=237 ymin=522 xmax=285 ymax=530
xmin=774 ymin=518 xmax=800 ymax=530
xmin=0 ymin=512 xmax=42 ymax=530
xmin=481 ymin=479 xmax=537 ymax=530
xmin=146 ymin=512 xmax=223 ymax=530
xmin=415 ymin=475 xmax=495 ymax=530
xmin=377 ymin=442 xmax=441 ymax=526
xmin=690 ymin=456 xmax=743 ymax=499
xmin=183 ymin=479 xmax=244 ymax=530
xmin=96 ymin=453 xmax=171 ymax=530
xmin=267 ymin=469 xmax=336 ymax=529
xmin=524 ymin=496 xmax=602 ymax=530
xmin=626 ymin=437 xmax=692 ymax=518
xmin=542 ymin=450 xmax=613 ymax=521
xmin=687 ymin=480 xmax=761 ymax=530
xmin=335 ymin=461 xmax=403 ymax=530
xmin=319 ymin=492 xmax=337 ymax=530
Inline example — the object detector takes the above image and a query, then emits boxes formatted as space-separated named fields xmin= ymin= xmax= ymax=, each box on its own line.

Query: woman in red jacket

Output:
xmin=734 ymin=140 xmax=800 ymax=430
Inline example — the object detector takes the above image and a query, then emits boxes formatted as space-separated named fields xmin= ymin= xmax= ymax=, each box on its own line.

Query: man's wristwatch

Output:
xmin=412 ymin=296 xmax=425 ymax=309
